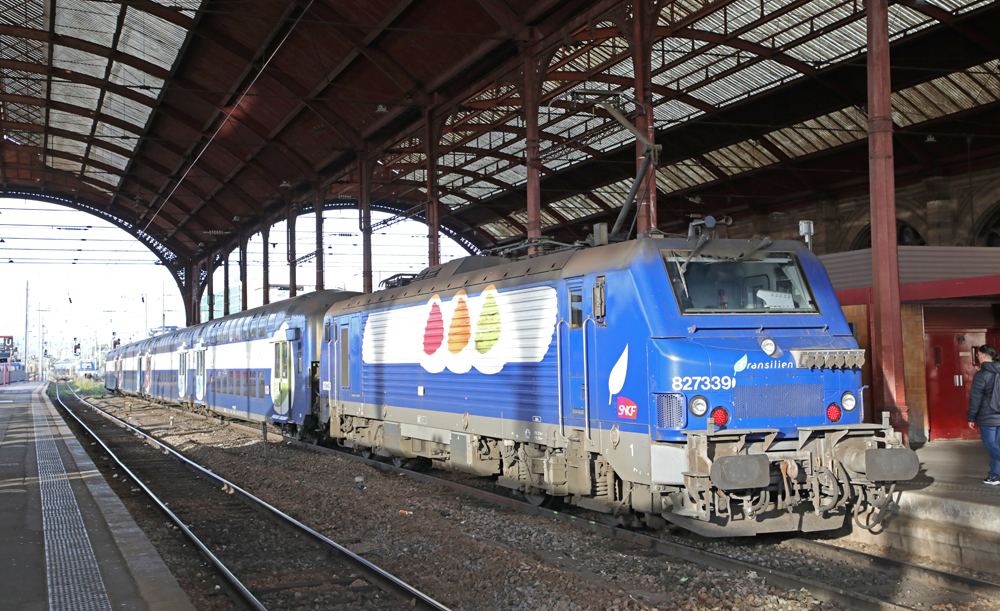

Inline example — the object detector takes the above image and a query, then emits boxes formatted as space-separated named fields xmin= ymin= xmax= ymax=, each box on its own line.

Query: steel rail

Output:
xmin=57 ymin=384 xmax=452 ymax=611
xmin=94 ymin=392 xmax=1000 ymax=611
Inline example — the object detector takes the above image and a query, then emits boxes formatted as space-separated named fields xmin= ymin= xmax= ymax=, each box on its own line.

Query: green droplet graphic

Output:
xmin=474 ymin=293 xmax=501 ymax=354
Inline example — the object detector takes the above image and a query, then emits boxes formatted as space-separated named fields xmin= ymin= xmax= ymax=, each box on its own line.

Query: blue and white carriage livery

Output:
xmin=108 ymin=291 xmax=354 ymax=431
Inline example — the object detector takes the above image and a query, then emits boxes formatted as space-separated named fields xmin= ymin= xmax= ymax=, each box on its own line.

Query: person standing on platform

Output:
xmin=968 ymin=344 xmax=1000 ymax=485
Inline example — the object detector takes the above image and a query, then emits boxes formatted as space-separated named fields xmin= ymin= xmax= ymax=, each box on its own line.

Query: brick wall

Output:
xmin=901 ymin=304 xmax=929 ymax=441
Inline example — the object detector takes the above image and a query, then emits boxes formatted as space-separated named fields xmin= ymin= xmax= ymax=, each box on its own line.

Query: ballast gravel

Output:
xmin=83 ymin=397 xmax=852 ymax=611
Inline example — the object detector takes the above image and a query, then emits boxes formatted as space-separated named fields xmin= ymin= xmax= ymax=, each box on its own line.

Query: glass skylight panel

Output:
xmin=657 ymin=160 xmax=716 ymax=193
xmin=55 ymin=0 xmax=117 ymax=47
xmin=50 ymin=80 xmax=100 ymax=110
xmin=593 ymin=179 xmax=632 ymax=208
xmin=109 ymin=62 xmax=164 ymax=98
xmin=492 ymin=165 xmax=527 ymax=187
xmin=3 ymin=129 xmax=40 ymax=147
xmin=102 ymin=91 xmax=153 ymax=128
xmin=481 ymin=221 xmax=519 ymax=239
xmin=540 ymin=209 xmax=559 ymax=228
xmin=48 ymin=156 xmax=82 ymax=174
xmin=705 ymin=141 xmax=778 ymax=175
xmin=49 ymin=134 xmax=87 ymax=158
xmin=83 ymin=166 xmax=119 ymax=186
xmin=89 ymin=145 xmax=130 ymax=171
xmin=439 ymin=194 xmax=465 ymax=208
xmin=550 ymin=193 xmax=602 ymax=220
xmin=694 ymin=59 xmax=800 ymax=107
xmin=49 ymin=108 xmax=92 ymax=134
xmin=52 ymin=45 xmax=108 ymax=79
xmin=119 ymin=8 xmax=187 ymax=71
xmin=149 ymin=0 xmax=200 ymax=17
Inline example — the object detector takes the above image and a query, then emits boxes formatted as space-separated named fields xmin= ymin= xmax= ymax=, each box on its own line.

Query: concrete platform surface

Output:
xmin=845 ymin=438 xmax=1000 ymax=571
xmin=0 ymin=382 xmax=194 ymax=611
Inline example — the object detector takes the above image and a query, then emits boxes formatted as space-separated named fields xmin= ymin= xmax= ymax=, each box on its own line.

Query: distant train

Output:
xmin=106 ymin=236 xmax=919 ymax=536
xmin=54 ymin=359 xmax=97 ymax=380
xmin=1 ymin=361 xmax=28 ymax=384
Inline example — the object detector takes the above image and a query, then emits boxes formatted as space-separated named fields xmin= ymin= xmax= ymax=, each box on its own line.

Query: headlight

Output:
xmin=759 ymin=337 xmax=777 ymax=356
xmin=842 ymin=391 xmax=857 ymax=411
xmin=689 ymin=395 xmax=708 ymax=417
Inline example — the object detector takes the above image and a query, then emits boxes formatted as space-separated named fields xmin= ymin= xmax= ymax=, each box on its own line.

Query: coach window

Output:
xmin=570 ymin=288 xmax=583 ymax=329
xmin=340 ymin=326 xmax=349 ymax=387
xmin=241 ymin=319 xmax=249 ymax=341
xmin=242 ymin=371 xmax=249 ymax=397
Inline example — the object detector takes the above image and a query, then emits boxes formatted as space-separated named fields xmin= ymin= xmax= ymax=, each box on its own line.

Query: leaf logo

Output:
xmin=734 ymin=354 xmax=748 ymax=374
xmin=608 ymin=344 xmax=628 ymax=404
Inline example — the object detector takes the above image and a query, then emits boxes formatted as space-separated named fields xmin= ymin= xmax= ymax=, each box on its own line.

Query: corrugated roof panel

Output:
xmin=55 ymin=0 xmax=117 ymax=47
xmin=48 ymin=156 xmax=82 ymax=174
xmin=550 ymin=193 xmax=603 ymax=220
xmin=592 ymin=127 xmax=632 ymax=153
xmin=690 ymin=0 xmax=772 ymax=34
xmin=510 ymin=211 xmax=528 ymax=226
xmin=540 ymin=209 xmax=560 ymax=228
xmin=49 ymin=108 xmax=92 ymax=134
xmin=652 ymin=98 xmax=704 ymax=128
xmin=656 ymin=160 xmax=715 ymax=193
xmin=547 ymin=148 xmax=589 ymax=172
xmin=464 ymin=181 xmax=503 ymax=199
xmin=109 ymin=62 xmax=164 ymax=99
xmin=945 ymin=0 xmax=995 ymax=15
xmin=102 ymin=91 xmax=153 ymax=128
xmin=464 ymin=156 xmax=507 ymax=174
xmin=0 ymin=0 xmax=44 ymax=29
xmin=704 ymin=140 xmax=779 ymax=175
xmin=492 ymin=165 xmax=527 ymax=187
xmin=50 ymin=80 xmax=100 ymax=110
xmin=49 ymin=135 xmax=86 ymax=158
xmin=89 ymin=145 xmax=130 ymax=171
xmin=92 ymin=120 xmax=132 ymax=150
xmin=83 ymin=166 xmax=119 ymax=186
xmin=439 ymin=194 xmax=465 ymax=208
xmin=6 ymin=131 xmax=41 ymax=148
xmin=52 ymin=45 xmax=108 ymax=79
xmin=697 ymin=58 xmax=800 ymax=107
xmin=593 ymin=179 xmax=633 ymax=208
xmin=118 ymin=7 xmax=188 ymax=71
xmin=782 ymin=18 xmax=867 ymax=67
xmin=481 ymin=220 xmax=520 ymax=239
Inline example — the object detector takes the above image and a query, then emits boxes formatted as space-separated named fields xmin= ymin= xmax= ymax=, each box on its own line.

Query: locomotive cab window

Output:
xmin=663 ymin=250 xmax=818 ymax=314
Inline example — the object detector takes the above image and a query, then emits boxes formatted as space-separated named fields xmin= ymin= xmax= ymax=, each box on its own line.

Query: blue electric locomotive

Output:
xmin=106 ymin=232 xmax=918 ymax=536
xmin=318 ymin=236 xmax=918 ymax=536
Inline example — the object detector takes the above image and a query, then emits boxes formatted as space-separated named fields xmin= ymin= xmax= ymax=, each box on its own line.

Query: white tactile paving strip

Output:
xmin=32 ymin=399 xmax=113 ymax=611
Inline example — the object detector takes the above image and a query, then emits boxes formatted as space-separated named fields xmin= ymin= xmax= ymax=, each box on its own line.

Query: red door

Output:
xmin=925 ymin=332 xmax=985 ymax=440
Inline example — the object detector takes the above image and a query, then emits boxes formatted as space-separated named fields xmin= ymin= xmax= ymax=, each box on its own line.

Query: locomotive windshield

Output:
xmin=663 ymin=250 xmax=818 ymax=314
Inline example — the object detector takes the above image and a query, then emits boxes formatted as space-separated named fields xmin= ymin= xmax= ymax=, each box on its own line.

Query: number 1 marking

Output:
xmin=630 ymin=443 xmax=634 ymax=457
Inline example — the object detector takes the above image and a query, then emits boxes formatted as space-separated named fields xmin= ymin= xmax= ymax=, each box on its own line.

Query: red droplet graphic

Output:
xmin=423 ymin=302 xmax=444 ymax=355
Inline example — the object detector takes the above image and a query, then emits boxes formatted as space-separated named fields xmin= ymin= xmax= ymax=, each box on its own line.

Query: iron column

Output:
xmin=866 ymin=0 xmax=908 ymax=441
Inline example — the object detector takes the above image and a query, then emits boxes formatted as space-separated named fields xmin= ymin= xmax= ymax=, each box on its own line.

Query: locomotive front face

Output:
xmin=649 ymin=242 xmax=918 ymax=536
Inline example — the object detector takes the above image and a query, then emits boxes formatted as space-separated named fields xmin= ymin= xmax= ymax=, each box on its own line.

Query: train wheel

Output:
xmin=524 ymin=491 xmax=552 ymax=507
xmin=360 ymin=448 xmax=373 ymax=459
xmin=600 ymin=513 xmax=630 ymax=528
xmin=391 ymin=457 xmax=406 ymax=468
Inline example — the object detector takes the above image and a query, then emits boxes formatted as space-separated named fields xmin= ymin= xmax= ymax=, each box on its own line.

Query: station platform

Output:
xmin=845 ymin=438 xmax=1000 ymax=573
xmin=0 ymin=382 xmax=194 ymax=611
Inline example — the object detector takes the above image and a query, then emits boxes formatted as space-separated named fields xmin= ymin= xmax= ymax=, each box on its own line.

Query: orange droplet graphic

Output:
xmin=448 ymin=298 xmax=471 ymax=354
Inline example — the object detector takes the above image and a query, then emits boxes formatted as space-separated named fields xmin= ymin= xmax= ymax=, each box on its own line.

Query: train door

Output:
xmin=561 ymin=278 xmax=590 ymax=433
xmin=144 ymin=354 xmax=152 ymax=395
xmin=925 ymin=331 xmax=985 ymax=440
xmin=195 ymin=348 xmax=206 ymax=404
xmin=178 ymin=349 xmax=187 ymax=400
xmin=272 ymin=338 xmax=291 ymax=417
xmin=338 ymin=319 xmax=350 ymax=405
xmin=349 ymin=316 xmax=362 ymax=398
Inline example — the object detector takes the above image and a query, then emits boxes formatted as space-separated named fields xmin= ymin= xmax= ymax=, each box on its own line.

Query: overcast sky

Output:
xmin=0 ymin=198 xmax=468 ymax=362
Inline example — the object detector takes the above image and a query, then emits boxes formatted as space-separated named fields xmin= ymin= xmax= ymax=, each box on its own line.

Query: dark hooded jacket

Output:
xmin=968 ymin=361 xmax=1000 ymax=427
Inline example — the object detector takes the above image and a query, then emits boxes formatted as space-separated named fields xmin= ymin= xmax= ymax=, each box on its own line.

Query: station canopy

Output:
xmin=0 ymin=0 xmax=998 ymax=270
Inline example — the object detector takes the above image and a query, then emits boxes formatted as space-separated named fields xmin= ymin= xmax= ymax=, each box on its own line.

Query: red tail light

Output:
xmin=827 ymin=403 xmax=842 ymax=422
xmin=711 ymin=407 xmax=729 ymax=426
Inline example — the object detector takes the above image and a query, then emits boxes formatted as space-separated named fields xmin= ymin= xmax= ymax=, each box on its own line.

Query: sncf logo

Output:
xmin=617 ymin=397 xmax=637 ymax=420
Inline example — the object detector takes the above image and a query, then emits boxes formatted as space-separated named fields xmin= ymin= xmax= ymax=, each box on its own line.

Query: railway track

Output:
xmin=53 ymin=384 xmax=450 ymax=611
xmin=78 ymin=390 xmax=1000 ymax=611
